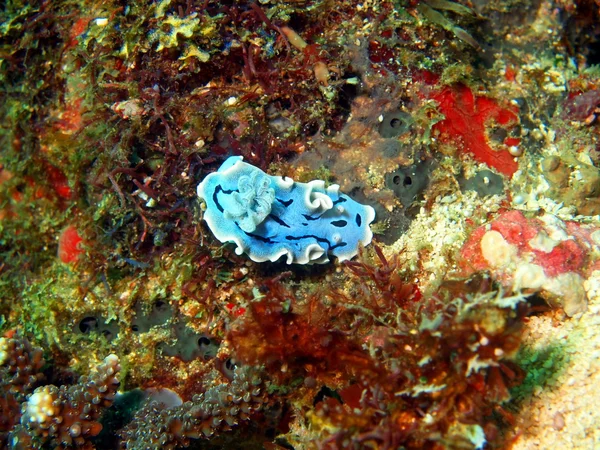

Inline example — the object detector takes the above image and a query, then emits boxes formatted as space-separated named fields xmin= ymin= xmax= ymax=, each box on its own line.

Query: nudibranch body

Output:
xmin=197 ymin=156 xmax=376 ymax=264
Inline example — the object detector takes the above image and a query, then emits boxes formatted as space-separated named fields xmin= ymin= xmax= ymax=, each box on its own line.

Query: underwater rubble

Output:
xmin=1 ymin=0 xmax=600 ymax=449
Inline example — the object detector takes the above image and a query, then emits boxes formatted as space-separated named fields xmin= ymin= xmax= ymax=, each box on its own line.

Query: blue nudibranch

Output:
xmin=197 ymin=156 xmax=376 ymax=264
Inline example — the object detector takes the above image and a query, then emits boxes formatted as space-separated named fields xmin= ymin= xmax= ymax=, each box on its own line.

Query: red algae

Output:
xmin=461 ymin=210 xmax=590 ymax=278
xmin=54 ymin=97 xmax=84 ymax=134
xmin=228 ymin=278 xmax=378 ymax=384
xmin=65 ymin=17 xmax=92 ymax=50
xmin=58 ymin=225 xmax=84 ymax=263
xmin=44 ymin=164 xmax=72 ymax=200
xmin=430 ymin=84 xmax=520 ymax=176
xmin=533 ymin=239 xmax=586 ymax=277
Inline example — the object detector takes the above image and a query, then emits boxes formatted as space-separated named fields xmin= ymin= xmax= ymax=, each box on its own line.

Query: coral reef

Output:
xmin=120 ymin=365 xmax=267 ymax=449
xmin=226 ymin=249 xmax=526 ymax=449
xmin=0 ymin=336 xmax=120 ymax=449
xmin=0 ymin=336 xmax=45 ymax=445
xmin=2 ymin=0 xmax=600 ymax=449
xmin=460 ymin=210 xmax=596 ymax=316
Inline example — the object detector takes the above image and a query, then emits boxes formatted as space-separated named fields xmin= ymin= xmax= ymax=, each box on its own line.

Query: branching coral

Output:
xmin=119 ymin=365 xmax=268 ymax=449
xmin=0 ymin=336 xmax=45 ymax=445
xmin=0 ymin=336 xmax=45 ymax=399
xmin=10 ymin=353 xmax=121 ymax=450
xmin=0 ymin=336 xmax=121 ymax=450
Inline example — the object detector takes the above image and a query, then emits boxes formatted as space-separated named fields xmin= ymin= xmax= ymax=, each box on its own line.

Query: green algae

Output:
xmin=510 ymin=342 xmax=569 ymax=403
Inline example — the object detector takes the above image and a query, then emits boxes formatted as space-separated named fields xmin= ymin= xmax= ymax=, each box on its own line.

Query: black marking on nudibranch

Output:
xmin=277 ymin=198 xmax=293 ymax=207
xmin=331 ymin=220 xmax=347 ymax=227
xmin=282 ymin=235 xmax=347 ymax=254
xmin=285 ymin=234 xmax=332 ymax=248
xmin=244 ymin=232 xmax=275 ymax=244
xmin=269 ymin=214 xmax=290 ymax=228
xmin=355 ymin=214 xmax=362 ymax=227
xmin=213 ymin=185 xmax=236 ymax=213
xmin=302 ymin=214 xmax=322 ymax=221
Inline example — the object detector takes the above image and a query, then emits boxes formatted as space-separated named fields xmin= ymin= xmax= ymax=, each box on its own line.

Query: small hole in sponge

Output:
xmin=390 ymin=118 xmax=402 ymax=128
xmin=198 ymin=336 xmax=211 ymax=347
xmin=79 ymin=317 xmax=98 ymax=334
xmin=101 ymin=329 xmax=113 ymax=340
xmin=225 ymin=358 xmax=236 ymax=371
